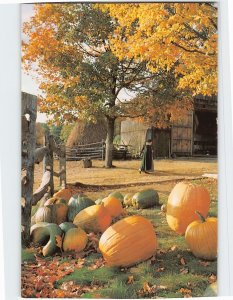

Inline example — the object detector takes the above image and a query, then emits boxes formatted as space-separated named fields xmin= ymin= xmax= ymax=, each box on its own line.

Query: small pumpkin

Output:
xmin=34 ymin=206 xmax=53 ymax=223
xmin=185 ymin=211 xmax=217 ymax=260
xmin=108 ymin=191 xmax=124 ymax=203
xmin=73 ymin=204 xmax=112 ymax=233
xmin=102 ymin=196 xmax=123 ymax=218
xmin=99 ymin=215 xmax=157 ymax=267
xmin=63 ymin=227 xmax=88 ymax=252
xmin=68 ymin=194 xmax=95 ymax=222
xmin=52 ymin=200 xmax=68 ymax=225
xmin=132 ymin=189 xmax=159 ymax=209
xmin=59 ymin=222 xmax=77 ymax=233
xmin=166 ymin=182 xmax=210 ymax=235
xmin=123 ymin=193 xmax=134 ymax=207
xmin=53 ymin=188 xmax=73 ymax=202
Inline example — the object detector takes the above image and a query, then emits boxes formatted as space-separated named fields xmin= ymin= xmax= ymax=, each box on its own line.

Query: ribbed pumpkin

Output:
xmin=166 ymin=182 xmax=210 ymax=235
xmin=108 ymin=191 xmax=124 ymax=203
xmin=34 ymin=206 xmax=53 ymax=223
xmin=102 ymin=196 xmax=123 ymax=218
xmin=68 ymin=194 xmax=95 ymax=222
xmin=123 ymin=193 xmax=134 ymax=207
xmin=53 ymin=188 xmax=73 ymax=202
xmin=30 ymin=222 xmax=50 ymax=244
xmin=59 ymin=222 xmax=77 ymax=233
xmin=73 ymin=204 xmax=112 ymax=233
xmin=63 ymin=227 xmax=88 ymax=252
xmin=132 ymin=189 xmax=159 ymax=209
xmin=99 ymin=215 xmax=157 ymax=267
xmin=185 ymin=211 xmax=217 ymax=260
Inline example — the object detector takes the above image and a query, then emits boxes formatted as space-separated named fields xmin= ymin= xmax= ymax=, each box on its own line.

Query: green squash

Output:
xmin=59 ymin=222 xmax=77 ymax=233
xmin=68 ymin=194 xmax=95 ymax=222
xmin=203 ymin=282 xmax=217 ymax=297
xmin=30 ymin=222 xmax=50 ymax=244
xmin=30 ymin=222 xmax=63 ymax=256
xmin=132 ymin=189 xmax=159 ymax=209
xmin=42 ymin=223 xmax=63 ymax=256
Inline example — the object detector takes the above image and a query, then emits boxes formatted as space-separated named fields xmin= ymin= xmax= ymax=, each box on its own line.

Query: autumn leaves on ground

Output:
xmin=22 ymin=158 xmax=217 ymax=298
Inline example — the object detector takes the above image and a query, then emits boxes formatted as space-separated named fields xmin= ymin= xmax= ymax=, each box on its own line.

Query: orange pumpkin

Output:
xmin=102 ymin=196 xmax=123 ymax=218
xmin=185 ymin=211 xmax=217 ymax=260
xmin=53 ymin=188 xmax=73 ymax=202
xmin=166 ymin=182 xmax=210 ymax=235
xmin=63 ymin=227 xmax=88 ymax=252
xmin=73 ymin=204 xmax=112 ymax=233
xmin=99 ymin=215 xmax=157 ymax=267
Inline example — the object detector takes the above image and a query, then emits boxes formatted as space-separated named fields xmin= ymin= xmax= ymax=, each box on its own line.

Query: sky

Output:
xmin=21 ymin=4 xmax=48 ymax=122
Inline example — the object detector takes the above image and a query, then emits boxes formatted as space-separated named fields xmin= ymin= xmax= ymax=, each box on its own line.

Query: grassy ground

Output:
xmin=24 ymin=158 xmax=217 ymax=298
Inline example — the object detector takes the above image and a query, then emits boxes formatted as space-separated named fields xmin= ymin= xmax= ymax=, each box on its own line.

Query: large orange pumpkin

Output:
xmin=185 ymin=211 xmax=217 ymax=260
xmin=63 ymin=227 xmax=88 ymax=252
xmin=73 ymin=204 xmax=112 ymax=233
xmin=102 ymin=196 xmax=123 ymax=218
xmin=166 ymin=182 xmax=210 ymax=235
xmin=99 ymin=215 xmax=157 ymax=267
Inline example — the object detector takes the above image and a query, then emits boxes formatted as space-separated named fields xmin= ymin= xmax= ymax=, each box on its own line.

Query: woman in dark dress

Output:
xmin=139 ymin=139 xmax=154 ymax=173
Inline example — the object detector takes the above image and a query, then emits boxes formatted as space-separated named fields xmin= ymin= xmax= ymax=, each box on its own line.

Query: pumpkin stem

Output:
xmin=195 ymin=211 xmax=206 ymax=223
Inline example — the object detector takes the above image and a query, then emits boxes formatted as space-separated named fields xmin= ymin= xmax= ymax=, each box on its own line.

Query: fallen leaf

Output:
xmin=156 ymin=267 xmax=165 ymax=272
xmin=180 ymin=267 xmax=189 ymax=274
xmin=55 ymin=235 xmax=63 ymax=249
xmin=208 ymin=274 xmax=217 ymax=283
xmin=199 ymin=260 xmax=210 ymax=267
xmin=180 ymin=257 xmax=186 ymax=265
xmin=127 ymin=275 xmax=134 ymax=284
xmin=170 ymin=245 xmax=178 ymax=251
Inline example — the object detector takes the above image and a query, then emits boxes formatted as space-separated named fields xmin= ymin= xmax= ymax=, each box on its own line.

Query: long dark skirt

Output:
xmin=140 ymin=145 xmax=154 ymax=172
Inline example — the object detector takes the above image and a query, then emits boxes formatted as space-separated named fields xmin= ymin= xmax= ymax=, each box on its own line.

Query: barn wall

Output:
xmin=121 ymin=119 xmax=148 ymax=156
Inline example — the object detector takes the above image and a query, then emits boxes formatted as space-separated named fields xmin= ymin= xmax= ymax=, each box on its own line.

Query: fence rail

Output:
xmin=65 ymin=141 xmax=105 ymax=160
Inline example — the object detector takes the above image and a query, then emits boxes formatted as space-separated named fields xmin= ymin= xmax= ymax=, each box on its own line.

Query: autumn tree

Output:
xmin=23 ymin=3 xmax=195 ymax=168
xmin=100 ymin=3 xmax=217 ymax=96
xmin=23 ymin=3 xmax=156 ymax=167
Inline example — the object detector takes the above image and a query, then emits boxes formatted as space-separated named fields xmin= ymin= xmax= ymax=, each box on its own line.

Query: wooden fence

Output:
xmin=65 ymin=141 xmax=105 ymax=161
xmin=21 ymin=92 xmax=66 ymax=245
xmin=65 ymin=141 xmax=131 ymax=161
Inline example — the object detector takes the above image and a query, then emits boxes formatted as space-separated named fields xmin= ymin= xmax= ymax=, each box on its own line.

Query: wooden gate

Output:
xmin=171 ymin=111 xmax=193 ymax=156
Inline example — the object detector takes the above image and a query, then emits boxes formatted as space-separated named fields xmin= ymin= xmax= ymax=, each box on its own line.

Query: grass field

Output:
xmin=23 ymin=158 xmax=217 ymax=298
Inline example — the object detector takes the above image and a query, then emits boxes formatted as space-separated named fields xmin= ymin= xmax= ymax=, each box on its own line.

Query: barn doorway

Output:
xmin=193 ymin=110 xmax=217 ymax=155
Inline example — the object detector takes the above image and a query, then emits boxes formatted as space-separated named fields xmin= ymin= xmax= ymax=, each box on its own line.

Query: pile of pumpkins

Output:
xmin=30 ymin=181 xmax=217 ymax=267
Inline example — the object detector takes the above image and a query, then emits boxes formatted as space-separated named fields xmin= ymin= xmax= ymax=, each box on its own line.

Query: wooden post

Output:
xmin=21 ymin=92 xmax=37 ymax=246
xmin=59 ymin=144 xmax=67 ymax=188
xmin=43 ymin=131 xmax=54 ymax=196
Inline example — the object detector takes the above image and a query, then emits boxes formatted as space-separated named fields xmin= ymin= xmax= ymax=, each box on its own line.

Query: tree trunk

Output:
xmin=105 ymin=117 xmax=115 ymax=168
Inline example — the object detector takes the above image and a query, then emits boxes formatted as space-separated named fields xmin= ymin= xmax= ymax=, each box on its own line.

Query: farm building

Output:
xmin=120 ymin=95 xmax=217 ymax=158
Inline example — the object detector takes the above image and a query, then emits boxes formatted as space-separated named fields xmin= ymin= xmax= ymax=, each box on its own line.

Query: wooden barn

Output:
xmin=121 ymin=95 xmax=217 ymax=158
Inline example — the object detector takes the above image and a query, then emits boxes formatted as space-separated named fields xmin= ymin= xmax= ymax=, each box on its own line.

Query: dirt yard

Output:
xmin=34 ymin=157 xmax=217 ymax=202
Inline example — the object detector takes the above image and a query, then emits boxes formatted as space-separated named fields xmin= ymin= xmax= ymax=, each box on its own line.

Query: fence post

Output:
xmin=21 ymin=92 xmax=37 ymax=246
xmin=43 ymin=131 xmax=54 ymax=196
xmin=59 ymin=144 xmax=67 ymax=188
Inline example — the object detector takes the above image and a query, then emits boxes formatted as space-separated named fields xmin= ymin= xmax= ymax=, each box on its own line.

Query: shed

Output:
xmin=120 ymin=95 xmax=217 ymax=158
